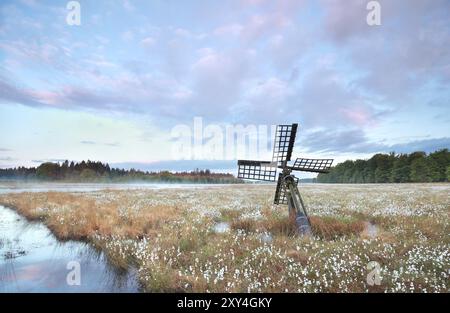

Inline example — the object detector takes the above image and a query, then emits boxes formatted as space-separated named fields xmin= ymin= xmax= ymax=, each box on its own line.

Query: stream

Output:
xmin=0 ymin=205 xmax=139 ymax=292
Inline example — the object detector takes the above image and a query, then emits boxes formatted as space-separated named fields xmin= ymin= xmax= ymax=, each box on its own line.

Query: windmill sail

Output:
xmin=271 ymin=123 xmax=297 ymax=165
xmin=237 ymin=160 xmax=277 ymax=182
xmin=289 ymin=158 xmax=333 ymax=173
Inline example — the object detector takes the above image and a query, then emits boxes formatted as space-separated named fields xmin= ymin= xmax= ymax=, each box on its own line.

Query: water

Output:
xmin=0 ymin=182 xmax=231 ymax=292
xmin=362 ymin=221 xmax=379 ymax=239
xmin=212 ymin=222 xmax=274 ymax=244
xmin=0 ymin=181 xmax=230 ymax=194
xmin=366 ymin=222 xmax=379 ymax=238
xmin=0 ymin=205 xmax=139 ymax=292
xmin=213 ymin=222 xmax=231 ymax=234
xmin=260 ymin=233 xmax=273 ymax=244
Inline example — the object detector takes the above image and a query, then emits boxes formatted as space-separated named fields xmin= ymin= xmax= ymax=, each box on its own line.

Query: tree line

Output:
xmin=316 ymin=149 xmax=450 ymax=183
xmin=0 ymin=160 xmax=242 ymax=184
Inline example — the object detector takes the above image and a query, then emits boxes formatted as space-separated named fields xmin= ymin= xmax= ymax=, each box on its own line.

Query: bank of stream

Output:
xmin=0 ymin=205 xmax=139 ymax=292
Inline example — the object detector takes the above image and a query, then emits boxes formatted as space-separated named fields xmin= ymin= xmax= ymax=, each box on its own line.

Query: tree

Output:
xmin=79 ymin=168 xmax=98 ymax=181
xmin=61 ymin=160 xmax=69 ymax=178
xmin=342 ymin=160 xmax=355 ymax=183
xmin=36 ymin=162 xmax=61 ymax=180
xmin=316 ymin=149 xmax=450 ymax=184
xmin=390 ymin=154 xmax=410 ymax=183
xmin=352 ymin=160 xmax=366 ymax=183
xmin=410 ymin=157 xmax=432 ymax=182
xmin=373 ymin=154 xmax=393 ymax=183
xmin=428 ymin=149 xmax=450 ymax=182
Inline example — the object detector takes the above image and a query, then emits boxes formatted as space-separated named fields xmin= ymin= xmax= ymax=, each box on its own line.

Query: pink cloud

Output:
xmin=340 ymin=106 xmax=374 ymax=126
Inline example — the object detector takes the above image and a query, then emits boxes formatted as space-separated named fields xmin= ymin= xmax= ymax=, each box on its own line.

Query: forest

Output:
xmin=316 ymin=149 xmax=450 ymax=183
xmin=2 ymin=149 xmax=449 ymax=184
xmin=0 ymin=160 xmax=241 ymax=184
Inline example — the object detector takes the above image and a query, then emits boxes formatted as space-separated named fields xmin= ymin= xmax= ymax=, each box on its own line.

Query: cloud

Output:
xmin=300 ymin=128 xmax=450 ymax=154
xmin=19 ymin=0 xmax=38 ymax=7
xmin=266 ymin=29 xmax=310 ymax=70
xmin=121 ymin=31 xmax=135 ymax=42
xmin=31 ymin=159 xmax=67 ymax=164
xmin=321 ymin=0 xmax=370 ymax=42
xmin=105 ymin=142 xmax=120 ymax=147
xmin=0 ymin=40 xmax=68 ymax=70
xmin=80 ymin=140 xmax=120 ymax=147
xmin=240 ymin=13 xmax=292 ymax=42
xmin=0 ymin=148 xmax=12 ymax=152
xmin=321 ymin=0 xmax=450 ymax=104
xmin=0 ymin=157 xmax=16 ymax=161
xmin=388 ymin=138 xmax=450 ymax=154
xmin=111 ymin=160 xmax=237 ymax=172
xmin=295 ymin=68 xmax=379 ymax=128
xmin=252 ymin=77 xmax=291 ymax=100
xmin=123 ymin=0 xmax=135 ymax=12
xmin=0 ymin=72 xmax=192 ymax=118
xmin=214 ymin=23 xmax=243 ymax=37
xmin=184 ymin=48 xmax=255 ymax=119
xmin=0 ymin=77 xmax=44 ymax=107
xmin=174 ymin=28 xmax=192 ymax=38
xmin=235 ymin=65 xmax=383 ymax=128
xmin=300 ymin=128 xmax=370 ymax=153
xmin=140 ymin=37 xmax=156 ymax=48
xmin=1 ymin=0 xmax=449 ymax=168
xmin=4 ymin=1 xmax=445 ymax=128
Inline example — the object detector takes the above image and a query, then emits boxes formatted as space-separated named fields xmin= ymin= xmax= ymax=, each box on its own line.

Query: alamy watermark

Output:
xmin=366 ymin=1 xmax=381 ymax=26
xmin=66 ymin=260 xmax=81 ymax=286
xmin=366 ymin=261 xmax=382 ymax=286
xmin=66 ymin=1 xmax=81 ymax=26
xmin=171 ymin=117 xmax=276 ymax=161
xmin=65 ymin=1 xmax=380 ymax=27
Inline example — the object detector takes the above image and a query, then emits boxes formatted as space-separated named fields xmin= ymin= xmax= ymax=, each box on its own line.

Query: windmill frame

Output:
xmin=237 ymin=123 xmax=333 ymax=235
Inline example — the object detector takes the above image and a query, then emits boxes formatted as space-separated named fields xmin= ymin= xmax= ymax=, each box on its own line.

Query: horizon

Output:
xmin=1 ymin=148 xmax=447 ymax=177
xmin=1 ymin=0 xmax=449 ymax=177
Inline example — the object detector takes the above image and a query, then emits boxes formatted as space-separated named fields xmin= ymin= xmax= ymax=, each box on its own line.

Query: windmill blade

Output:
xmin=274 ymin=173 xmax=298 ymax=205
xmin=289 ymin=158 xmax=334 ymax=173
xmin=272 ymin=123 xmax=298 ymax=165
xmin=237 ymin=160 xmax=277 ymax=182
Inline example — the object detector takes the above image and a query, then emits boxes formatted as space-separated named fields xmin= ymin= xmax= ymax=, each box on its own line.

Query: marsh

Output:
xmin=0 ymin=182 xmax=448 ymax=292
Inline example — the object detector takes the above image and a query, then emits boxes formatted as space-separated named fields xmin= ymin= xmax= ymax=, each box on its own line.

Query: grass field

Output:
xmin=0 ymin=183 xmax=448 ymax=292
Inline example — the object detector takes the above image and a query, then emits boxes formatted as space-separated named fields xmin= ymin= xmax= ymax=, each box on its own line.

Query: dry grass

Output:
xmin=0 ymin=183 xmax=449 ymax=292
xmin=310 ymin=216 xmax=365 ymax=240
xmin=231 ymin=219 xmax=256 ymax=233
xmin=264 ymin=216 xmax=298 ymax=237
xmin=0 ymin=190 xmax=182 ymax=240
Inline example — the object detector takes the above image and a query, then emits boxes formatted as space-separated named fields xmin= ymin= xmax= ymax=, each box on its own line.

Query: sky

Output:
xmin=0 ymin=0 xmax=449 ymax=174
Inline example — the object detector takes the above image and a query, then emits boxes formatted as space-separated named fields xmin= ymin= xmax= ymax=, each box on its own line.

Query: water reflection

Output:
xmin=365 ymin=221 xmax=379 ymax=238
xmin=213 ymin=222 xmax=231 ymax=234
xmin=0 ymin=205 xmax=139 ymax=292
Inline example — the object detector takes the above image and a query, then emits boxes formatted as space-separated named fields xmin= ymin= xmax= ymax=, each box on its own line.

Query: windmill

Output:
xmin=237 ymin=123 xmax=333 ymax=235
